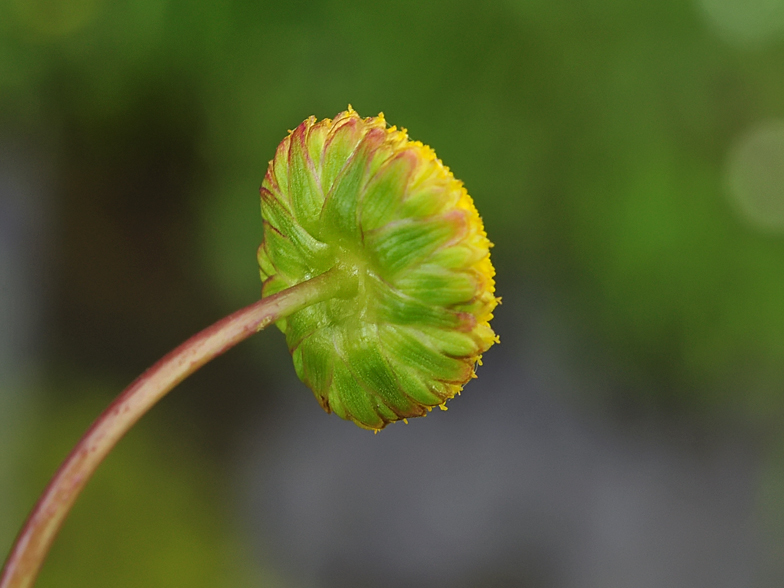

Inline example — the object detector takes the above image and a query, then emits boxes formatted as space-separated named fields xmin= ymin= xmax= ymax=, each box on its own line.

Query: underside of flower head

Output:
xmin=258 ymin=107 xmax=498 ymax=430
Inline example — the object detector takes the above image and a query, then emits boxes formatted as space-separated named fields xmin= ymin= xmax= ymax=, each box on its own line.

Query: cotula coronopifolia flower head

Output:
xmin=258 ymin=107 xmax=498 ymax=430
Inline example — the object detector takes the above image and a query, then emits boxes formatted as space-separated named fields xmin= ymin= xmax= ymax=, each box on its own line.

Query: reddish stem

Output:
xmin=0 ymin=269 xmax=344 ymax=588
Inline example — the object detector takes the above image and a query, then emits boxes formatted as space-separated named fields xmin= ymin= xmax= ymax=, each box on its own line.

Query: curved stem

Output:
xmin=0 ymin=269 xmax=344 ymax=588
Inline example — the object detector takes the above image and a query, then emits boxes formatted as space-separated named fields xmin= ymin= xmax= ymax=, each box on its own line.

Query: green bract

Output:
xmin=258 ymin=107 xmax=498 ymax=430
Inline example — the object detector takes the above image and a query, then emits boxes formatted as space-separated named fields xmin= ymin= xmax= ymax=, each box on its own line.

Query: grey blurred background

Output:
xmin=2 ymin=0 xmax=784 ymax=586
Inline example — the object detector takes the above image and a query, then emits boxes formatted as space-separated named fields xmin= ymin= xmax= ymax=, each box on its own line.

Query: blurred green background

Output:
xmin=2 ymin=0 xmax=784 ymax=586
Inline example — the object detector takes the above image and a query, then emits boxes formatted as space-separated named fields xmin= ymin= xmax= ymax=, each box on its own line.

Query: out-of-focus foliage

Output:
xmin=2 ymin=0 xmax=783 ymax=416
xmin=2 ymin=379 xmax=268 ymax=588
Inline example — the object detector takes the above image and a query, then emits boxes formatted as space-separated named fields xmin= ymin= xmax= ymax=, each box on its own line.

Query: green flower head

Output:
xmin=258 ymin=107 xmax=498 ymax=430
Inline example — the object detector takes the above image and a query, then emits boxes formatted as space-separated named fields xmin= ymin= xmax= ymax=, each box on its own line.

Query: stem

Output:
xmin=0 ymin=268 xmax=346 ymax=588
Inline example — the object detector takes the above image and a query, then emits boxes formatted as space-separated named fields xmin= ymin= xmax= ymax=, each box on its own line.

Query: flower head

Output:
xmin=258 ymin=107 xmax=498 ymax=430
